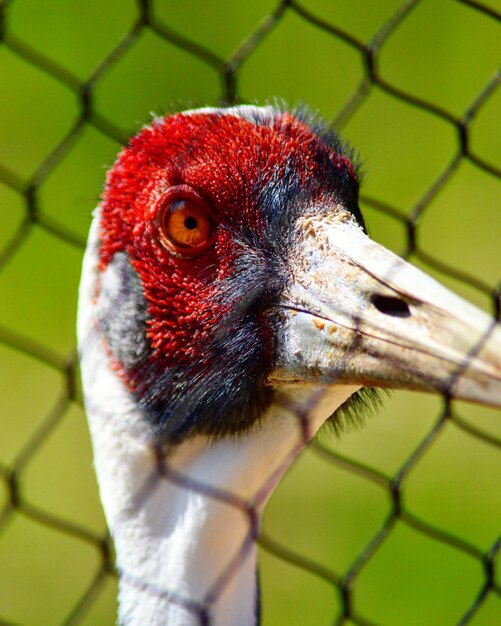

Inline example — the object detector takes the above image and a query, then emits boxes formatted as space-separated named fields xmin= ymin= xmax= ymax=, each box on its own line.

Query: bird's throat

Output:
xmin=82 ymin=337 xmax=356 ymax=625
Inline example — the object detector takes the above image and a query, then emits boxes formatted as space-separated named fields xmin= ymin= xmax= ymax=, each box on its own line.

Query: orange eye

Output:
xmin=158 ymin=187 xmax=215 ymax=256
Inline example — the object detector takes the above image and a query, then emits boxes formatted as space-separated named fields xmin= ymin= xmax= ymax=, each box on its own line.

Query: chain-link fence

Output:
xmin=0 ymin=1 xmax=500 ymax=625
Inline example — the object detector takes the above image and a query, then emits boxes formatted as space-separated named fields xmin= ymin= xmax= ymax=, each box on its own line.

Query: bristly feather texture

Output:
xmin=327 ymin=387 xmax=390 ymax=435
xmin=95 ymin=103 xmax=375 ymax=444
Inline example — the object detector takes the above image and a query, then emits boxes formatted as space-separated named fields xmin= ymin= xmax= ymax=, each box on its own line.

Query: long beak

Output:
xmin=271 ymin=212 xmax=501 ymax=407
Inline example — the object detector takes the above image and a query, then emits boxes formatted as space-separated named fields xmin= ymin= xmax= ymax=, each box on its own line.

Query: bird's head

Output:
xmin=89 ymin=105 xmax=501 ymax=445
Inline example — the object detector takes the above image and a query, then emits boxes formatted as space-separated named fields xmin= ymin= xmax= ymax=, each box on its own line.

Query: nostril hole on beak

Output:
xmin=370 ymin=294 xmax=411 ymax=318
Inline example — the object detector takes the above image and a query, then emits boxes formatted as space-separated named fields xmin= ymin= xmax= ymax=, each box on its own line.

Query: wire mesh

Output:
xmin=0 ymin=0 xmax=500 ymax=625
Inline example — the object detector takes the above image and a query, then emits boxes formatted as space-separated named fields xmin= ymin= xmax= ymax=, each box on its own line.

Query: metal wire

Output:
xmin=0 ymin=1 xmax=500 ymax=624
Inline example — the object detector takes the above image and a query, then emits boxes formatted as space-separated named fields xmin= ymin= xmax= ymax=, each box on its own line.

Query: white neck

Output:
xmin=84 ymin=373 xmax=356 ymax=626
xmin=78 ymin=215 xmax=358 ymax=625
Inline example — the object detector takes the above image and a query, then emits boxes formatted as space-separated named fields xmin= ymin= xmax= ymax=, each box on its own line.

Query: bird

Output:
xmin=77 ymin=104 xmax=501 ymax=626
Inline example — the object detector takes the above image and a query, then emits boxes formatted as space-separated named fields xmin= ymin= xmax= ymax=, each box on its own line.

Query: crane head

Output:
xmin=88 ymin=105 xmax=501 ymax=445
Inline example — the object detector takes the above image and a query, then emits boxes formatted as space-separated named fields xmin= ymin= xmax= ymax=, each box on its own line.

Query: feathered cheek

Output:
xmin=214 ymin=230 xmax=244 ymax=279
xmin=128 ymin=219 xmax=167 ymax=268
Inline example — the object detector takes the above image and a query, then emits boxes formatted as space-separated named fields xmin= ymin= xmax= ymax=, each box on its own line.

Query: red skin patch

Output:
xmin=98 ymin=111 xmax=356 ymax=374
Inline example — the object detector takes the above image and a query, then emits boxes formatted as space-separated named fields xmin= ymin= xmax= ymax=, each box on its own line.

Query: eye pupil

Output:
xmin=184 ymin=216 xmax=197 ymax=230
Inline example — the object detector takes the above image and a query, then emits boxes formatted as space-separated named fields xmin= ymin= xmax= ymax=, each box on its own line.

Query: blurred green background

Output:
xmin=0 ymin=0 xmax=500 ymax=625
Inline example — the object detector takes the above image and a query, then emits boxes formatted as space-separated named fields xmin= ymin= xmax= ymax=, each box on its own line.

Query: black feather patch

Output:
xmin=133 ymin=243 xmax=282 ymax=443
xmin=324 ymin=387 xmax=391 ymax=436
